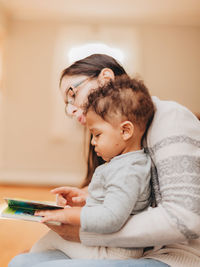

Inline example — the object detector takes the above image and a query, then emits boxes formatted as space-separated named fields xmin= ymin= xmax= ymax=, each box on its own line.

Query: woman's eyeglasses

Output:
xmin=64 ymin=77 xmax=88 ymax=116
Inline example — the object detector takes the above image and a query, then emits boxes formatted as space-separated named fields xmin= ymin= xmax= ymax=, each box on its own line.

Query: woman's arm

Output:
xmin=80 ymin=206 xmax=190 ymax=247
xmin=46 ymin=223 xmax=81 ymax=242
xmin=45 ymin=205 xmax=186 ymax=247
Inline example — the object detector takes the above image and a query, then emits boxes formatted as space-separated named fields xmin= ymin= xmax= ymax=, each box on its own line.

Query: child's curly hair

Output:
xmin=84 ymin=75 xmax=155 ymax=134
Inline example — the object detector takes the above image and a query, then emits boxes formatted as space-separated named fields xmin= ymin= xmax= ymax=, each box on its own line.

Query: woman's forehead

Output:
xmin=61 ymin=75 xmax=88 ymax=88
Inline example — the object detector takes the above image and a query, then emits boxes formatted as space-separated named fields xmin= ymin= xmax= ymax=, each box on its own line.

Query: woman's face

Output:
xmin=60 ymin=75 xmax=99 ymax=125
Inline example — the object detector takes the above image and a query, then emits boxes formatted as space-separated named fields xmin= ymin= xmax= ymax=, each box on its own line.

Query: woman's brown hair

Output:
xmin=60 ymin=54 xmax=127 ymax=187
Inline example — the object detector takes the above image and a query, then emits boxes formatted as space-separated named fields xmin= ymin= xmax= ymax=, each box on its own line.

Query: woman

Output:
xmin=9 ymin=54 xmax=200 ymax=267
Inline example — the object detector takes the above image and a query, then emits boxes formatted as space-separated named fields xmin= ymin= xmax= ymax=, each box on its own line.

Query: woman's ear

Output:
xmin=120 ymin=121 xmax=134 ymax=141
xmin=98 ymin=68 xmax=115 ymax=86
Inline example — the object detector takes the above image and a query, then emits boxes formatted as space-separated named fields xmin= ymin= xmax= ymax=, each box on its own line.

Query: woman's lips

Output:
xmin=77 ymin=115 xmax=86 ymax=125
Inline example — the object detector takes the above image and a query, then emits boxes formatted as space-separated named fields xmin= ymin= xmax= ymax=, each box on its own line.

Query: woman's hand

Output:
xmin=52 ymin=186 xmax=88 ymax=207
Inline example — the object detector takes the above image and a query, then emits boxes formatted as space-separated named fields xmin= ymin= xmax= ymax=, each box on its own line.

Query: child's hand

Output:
xmin=51 ymin=186 xmax=88 ymax=207
xmin=35 ymin=206 xmax=81 ymax=225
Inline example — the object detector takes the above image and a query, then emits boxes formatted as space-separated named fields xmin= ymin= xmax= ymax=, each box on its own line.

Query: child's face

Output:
xmin=86 ymin=110 xmax=125 ymax=162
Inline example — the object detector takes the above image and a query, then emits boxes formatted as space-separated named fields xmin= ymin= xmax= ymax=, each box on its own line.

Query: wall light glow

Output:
xmin=68 ymin=43 xmax=124 ymax=64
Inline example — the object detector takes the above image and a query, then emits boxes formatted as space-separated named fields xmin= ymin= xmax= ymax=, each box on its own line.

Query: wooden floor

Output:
xmin=0 ymin=184 xmax=56 ymax=267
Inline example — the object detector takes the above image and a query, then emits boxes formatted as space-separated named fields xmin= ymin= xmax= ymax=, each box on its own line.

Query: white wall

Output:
xmin=0 ymin=6 xmax=7 ymax=170
xmin=141 ymin=25 xmax=200 ymax=113
xmin=1 ymin=20 xmax=87 ymax=186
xmin=0 ymin=19 xmax=199 ymax=185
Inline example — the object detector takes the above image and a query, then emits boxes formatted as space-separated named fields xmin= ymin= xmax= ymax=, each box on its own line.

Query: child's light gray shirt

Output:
xmin=81 ymin=149 xmax=151 ymax=234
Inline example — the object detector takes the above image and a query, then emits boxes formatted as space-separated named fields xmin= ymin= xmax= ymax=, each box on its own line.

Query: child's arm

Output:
xmin=35 ymin=186 xmax=88 ymax=225
xmin=35 ymin=207 xmax=82 ymax=225
xmin=81 ymin=156 xmax=151 ymax=234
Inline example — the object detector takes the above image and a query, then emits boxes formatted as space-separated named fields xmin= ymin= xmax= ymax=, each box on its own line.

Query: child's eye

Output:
xmin=95 ymin=133 xmax=101 ymax=138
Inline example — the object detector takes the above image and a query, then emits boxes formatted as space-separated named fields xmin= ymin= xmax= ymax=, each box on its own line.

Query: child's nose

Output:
xmin=91 ymin=137 xmax=96 ymax=146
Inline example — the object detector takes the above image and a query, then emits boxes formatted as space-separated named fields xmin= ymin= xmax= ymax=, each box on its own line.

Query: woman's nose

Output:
xmin=66 ymin=104 xmax=78 ymax=116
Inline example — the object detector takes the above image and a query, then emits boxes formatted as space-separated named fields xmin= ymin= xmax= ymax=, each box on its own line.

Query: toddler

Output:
xmin=33 ymin=75 xmax=155 ymax=259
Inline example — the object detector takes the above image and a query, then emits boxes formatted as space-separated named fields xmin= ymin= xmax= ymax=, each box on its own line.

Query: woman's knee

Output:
xmin=8 ymin=250 xmax=69 ymax=267
xmin=8 ymin=253 xmax=31 ymax=267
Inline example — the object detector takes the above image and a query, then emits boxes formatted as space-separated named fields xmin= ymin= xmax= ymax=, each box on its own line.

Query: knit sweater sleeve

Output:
xmin=80 ymin=98 xmax=200 ymax=248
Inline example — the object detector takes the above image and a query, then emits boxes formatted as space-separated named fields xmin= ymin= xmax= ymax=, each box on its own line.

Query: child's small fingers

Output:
xmin=56 ymin=194 xmax=67 ymax=206
xmin=39 ymin=210 xmax=64 ymax=223
xmin=41 ymin=215 xmax=55 ymax=223
xmin=72 ymin=196 xmax=85 ymax=203
xmin=51 ymin=187 xmax=75 ymax=194
xmin=72 ymin=196 xmax=81 ymax=202
xmin=34 ymin=210 xmax=41 ymax=216
xmin=35 ymin=210 xmax=50 ymax=216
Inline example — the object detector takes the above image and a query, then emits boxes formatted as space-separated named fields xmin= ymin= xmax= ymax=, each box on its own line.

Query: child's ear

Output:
xmin=120 ymin=121 xmax=134 ymax=141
